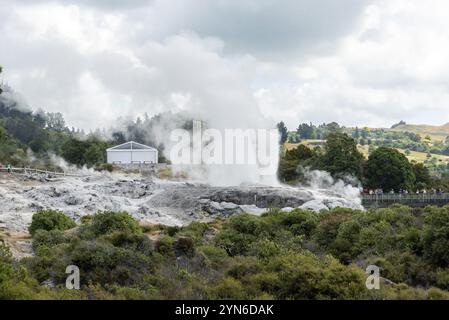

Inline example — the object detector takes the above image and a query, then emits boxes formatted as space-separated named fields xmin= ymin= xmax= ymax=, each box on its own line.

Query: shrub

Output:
xmin=422 ymin=206 xmax=449 ymax=267
xmin=68 ymin=240 xmax=153 ymax=286
xmin=0 ymin=244 xmax=14 ymax=284
xmin=28 ymin=210 xmax=76 ymax=236
xmin=89 ymin=211 xmax=141 ymax=236
xmin=434 ymin=268 xmax=449 ymax=291
xmin=313 ymin=209 xmax=354 ymax=248
xmin=106 ymin=232 xmax=153 ymax=256
xmin=214 ymin=229 xmax=258 ymax=257
xmin=214 ymin=214 xmax=267 ymax=256
xmin=173 ymin=237 xmax=195 ymax=257
xmin=197 ymin=245 xmax=229 ymax=269
xmin=32 ymin=229 xmax=68 ymax=251
xmin=280 ymin=209 xmax=319 ymax=237
xmin=155 ymin=236 xmax=175 ymax=257
xmin=208 ymin=277 xmax=248 ymax=300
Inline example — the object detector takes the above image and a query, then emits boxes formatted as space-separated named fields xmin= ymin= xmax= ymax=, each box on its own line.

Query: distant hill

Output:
xmin=391 ymin=122 xmax=449 ymax=141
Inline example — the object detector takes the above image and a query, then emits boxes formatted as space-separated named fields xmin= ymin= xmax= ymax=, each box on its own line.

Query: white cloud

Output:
xmin=1 ymin=0 xmax=449 ymax=131
xmin=255 ymin=0 xmax=449 ymax=129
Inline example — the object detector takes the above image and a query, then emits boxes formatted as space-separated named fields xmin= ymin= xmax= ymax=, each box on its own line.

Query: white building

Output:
xmin=106 ymin=141 xmax=158 ymax=164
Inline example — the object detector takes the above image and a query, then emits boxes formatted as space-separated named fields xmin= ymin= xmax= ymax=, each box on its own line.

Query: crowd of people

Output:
xmin=363 ymin=188 xmax=446 ymax=195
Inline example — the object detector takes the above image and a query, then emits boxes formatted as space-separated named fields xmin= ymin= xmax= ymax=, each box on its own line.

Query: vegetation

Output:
xmin=364 ymin=147 xmax=415 ymax=191
xmin=0 ymin=82 xmax=108 ymax=168
xmin=28 ymin=209 xmax=77 ymax=236
xmin=277 ymin=121 xmax=288 ymax=144
xmin=0 ymin=66 xmax=183 ymax=168
xmin=279 ymin=126 xmax=449 ymax=191
xmin=316 ymin=133 xmax=364 ymax=179
xmin=2 ymin=207 xmax=449 ymax=299
xmin=284 ymin=120 xmax=449 ymax=179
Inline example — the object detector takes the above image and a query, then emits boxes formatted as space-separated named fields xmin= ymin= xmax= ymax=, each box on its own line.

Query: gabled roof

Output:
xmin=107 ymin=141 xmax=157 ymax=151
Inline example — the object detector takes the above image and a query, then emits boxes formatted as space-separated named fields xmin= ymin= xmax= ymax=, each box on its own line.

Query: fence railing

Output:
xmin=0 ymin=166 xmax=84 ymax=177
xmin=362 ymin=193 xmax=449 ymax=207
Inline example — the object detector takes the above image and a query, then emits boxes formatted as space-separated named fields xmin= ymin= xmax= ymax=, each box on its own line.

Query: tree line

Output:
xmin=278 ymin=131 xmax=437 ymax=191
xmin=0 ymin=65 xmax=177 ymax=169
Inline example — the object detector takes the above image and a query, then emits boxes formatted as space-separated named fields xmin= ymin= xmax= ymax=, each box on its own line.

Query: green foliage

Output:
xmin=0 ymin=244 xmax=14 ymax=284
xmin=32 ymin=229 xmax=68 ymax=251
xmin=214 ymin=214 xmax=267 ymax=256
xmin=4 ymin=207 xmax=449 ymax=299
xmin=88 ymin=211 xmax=141 ymax=236
xmin=154 ymin=236 xmax=175 ymax=257
xmin=28 ymin=209 xmax=76 ymax=236
xmin=61 ymin=138 xmax=109 ymax=168
xmin=278 ymin=159 xmax=301 ymax=182
xmin=285 ymin=144 xmax=314 ymax=161
xmin=413 ymin=162 xmax=432 ymax=188
xmin=277 ymin=121 xmax=288 ymax=144
xmin=68 ymin=240 xmax=153 ymax=286
xmin=364 ymin=147 xmax=416 ymax=191
xmin=317 ymin=133 xmax=364 ymax=178
xmin=422 ymin=206 xmax=449 ymax=267
xmin=296 ymin=122 xmax=341 ymax=140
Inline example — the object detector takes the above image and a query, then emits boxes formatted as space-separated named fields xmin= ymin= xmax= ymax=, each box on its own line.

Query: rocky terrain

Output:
xmin=0 ymin=171 xmax=363 ymax=235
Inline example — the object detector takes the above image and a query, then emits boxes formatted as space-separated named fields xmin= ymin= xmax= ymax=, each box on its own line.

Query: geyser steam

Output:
xmin=169 ymin=120 xmax=280 ymax=186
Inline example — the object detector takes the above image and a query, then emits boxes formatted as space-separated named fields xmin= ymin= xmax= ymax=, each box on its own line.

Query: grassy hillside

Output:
xmin=391 ymin=122 xmax=449 ymax=142
xmin=357 ymin=144 xmax=449 ymax=163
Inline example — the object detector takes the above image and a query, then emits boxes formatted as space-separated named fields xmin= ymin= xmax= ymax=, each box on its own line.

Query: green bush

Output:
xmin=422 ymin=206 xmax=449 ymax=267
xmin=0 ymin=244 xmax=14 ymax=284
xmin=208 ymin=277 xmax=248 ymax=299
xmin=28 ymin=210 xmax=76 ymax=236
xmin=68 ymin=240 xmax=152 ymax=286
xmin=32 ymin=229 xmax=68 ymax=251
xmin=89 ymin=211 xmax=141 ymax=236
xmin=4 ymin=204 xmax=449 ymax=299
xmin=173 ymin=237 xmax=195 ymax=257
xmin=105 ymin=232 xmax=153 ymax=255
xmin=154 ymin=236 xmax=175 ymax=257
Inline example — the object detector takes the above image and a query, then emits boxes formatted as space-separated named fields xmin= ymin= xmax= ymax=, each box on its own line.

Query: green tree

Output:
xmin=296 ymin=123 xmax=315 ymax=139
xmin=277 ymin=121 xmax=288 ymax=144
xmin=85 ymin=143 xmax=105 ymax=165
xmin=284 ymin=144 xmax=314 ymax=161
xmin=278 ymin=145 xmax=314 ymax=182
xmin=61 ymin=138 xmax=108 ymax=167
xmin=318 ymin=133 xmax=364 ymax=178
xmin=45 ymin=112 xmax=66 ymax=132
xmin=413 ymin=162 xmax=431 ymax=189
xmin=364 ymin=147 xmax=415 ymax=191
xmin=62 ymin=138 xmax=87 ymax=166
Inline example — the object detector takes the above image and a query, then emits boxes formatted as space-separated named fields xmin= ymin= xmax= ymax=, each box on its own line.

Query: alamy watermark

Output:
xmin=169 ymin=120 xmax=279 ymax=175
xmin=365 ymin=265 xmax=380 ymax=290
xmin=66 ymin=265 xmax=80 ymax=290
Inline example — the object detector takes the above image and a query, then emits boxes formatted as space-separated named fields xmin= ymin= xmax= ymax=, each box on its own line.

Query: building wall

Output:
xmin=132 ymin=150 xmax=158 ymax=163
xmin=107 ymin=150 xmax=158 ymax=164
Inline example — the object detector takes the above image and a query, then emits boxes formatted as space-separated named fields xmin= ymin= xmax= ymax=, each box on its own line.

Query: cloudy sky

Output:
xmin=1 ymin=0 xmax=449 ymax=130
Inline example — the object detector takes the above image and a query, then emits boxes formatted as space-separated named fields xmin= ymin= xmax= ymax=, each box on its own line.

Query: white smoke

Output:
xmin=298 ymin=168 xmax=363 ymax=211
xmin=0 ymin=85 xmax=31 ymax=112
xmin=48 ymin=153 xmax=99 ymax=176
